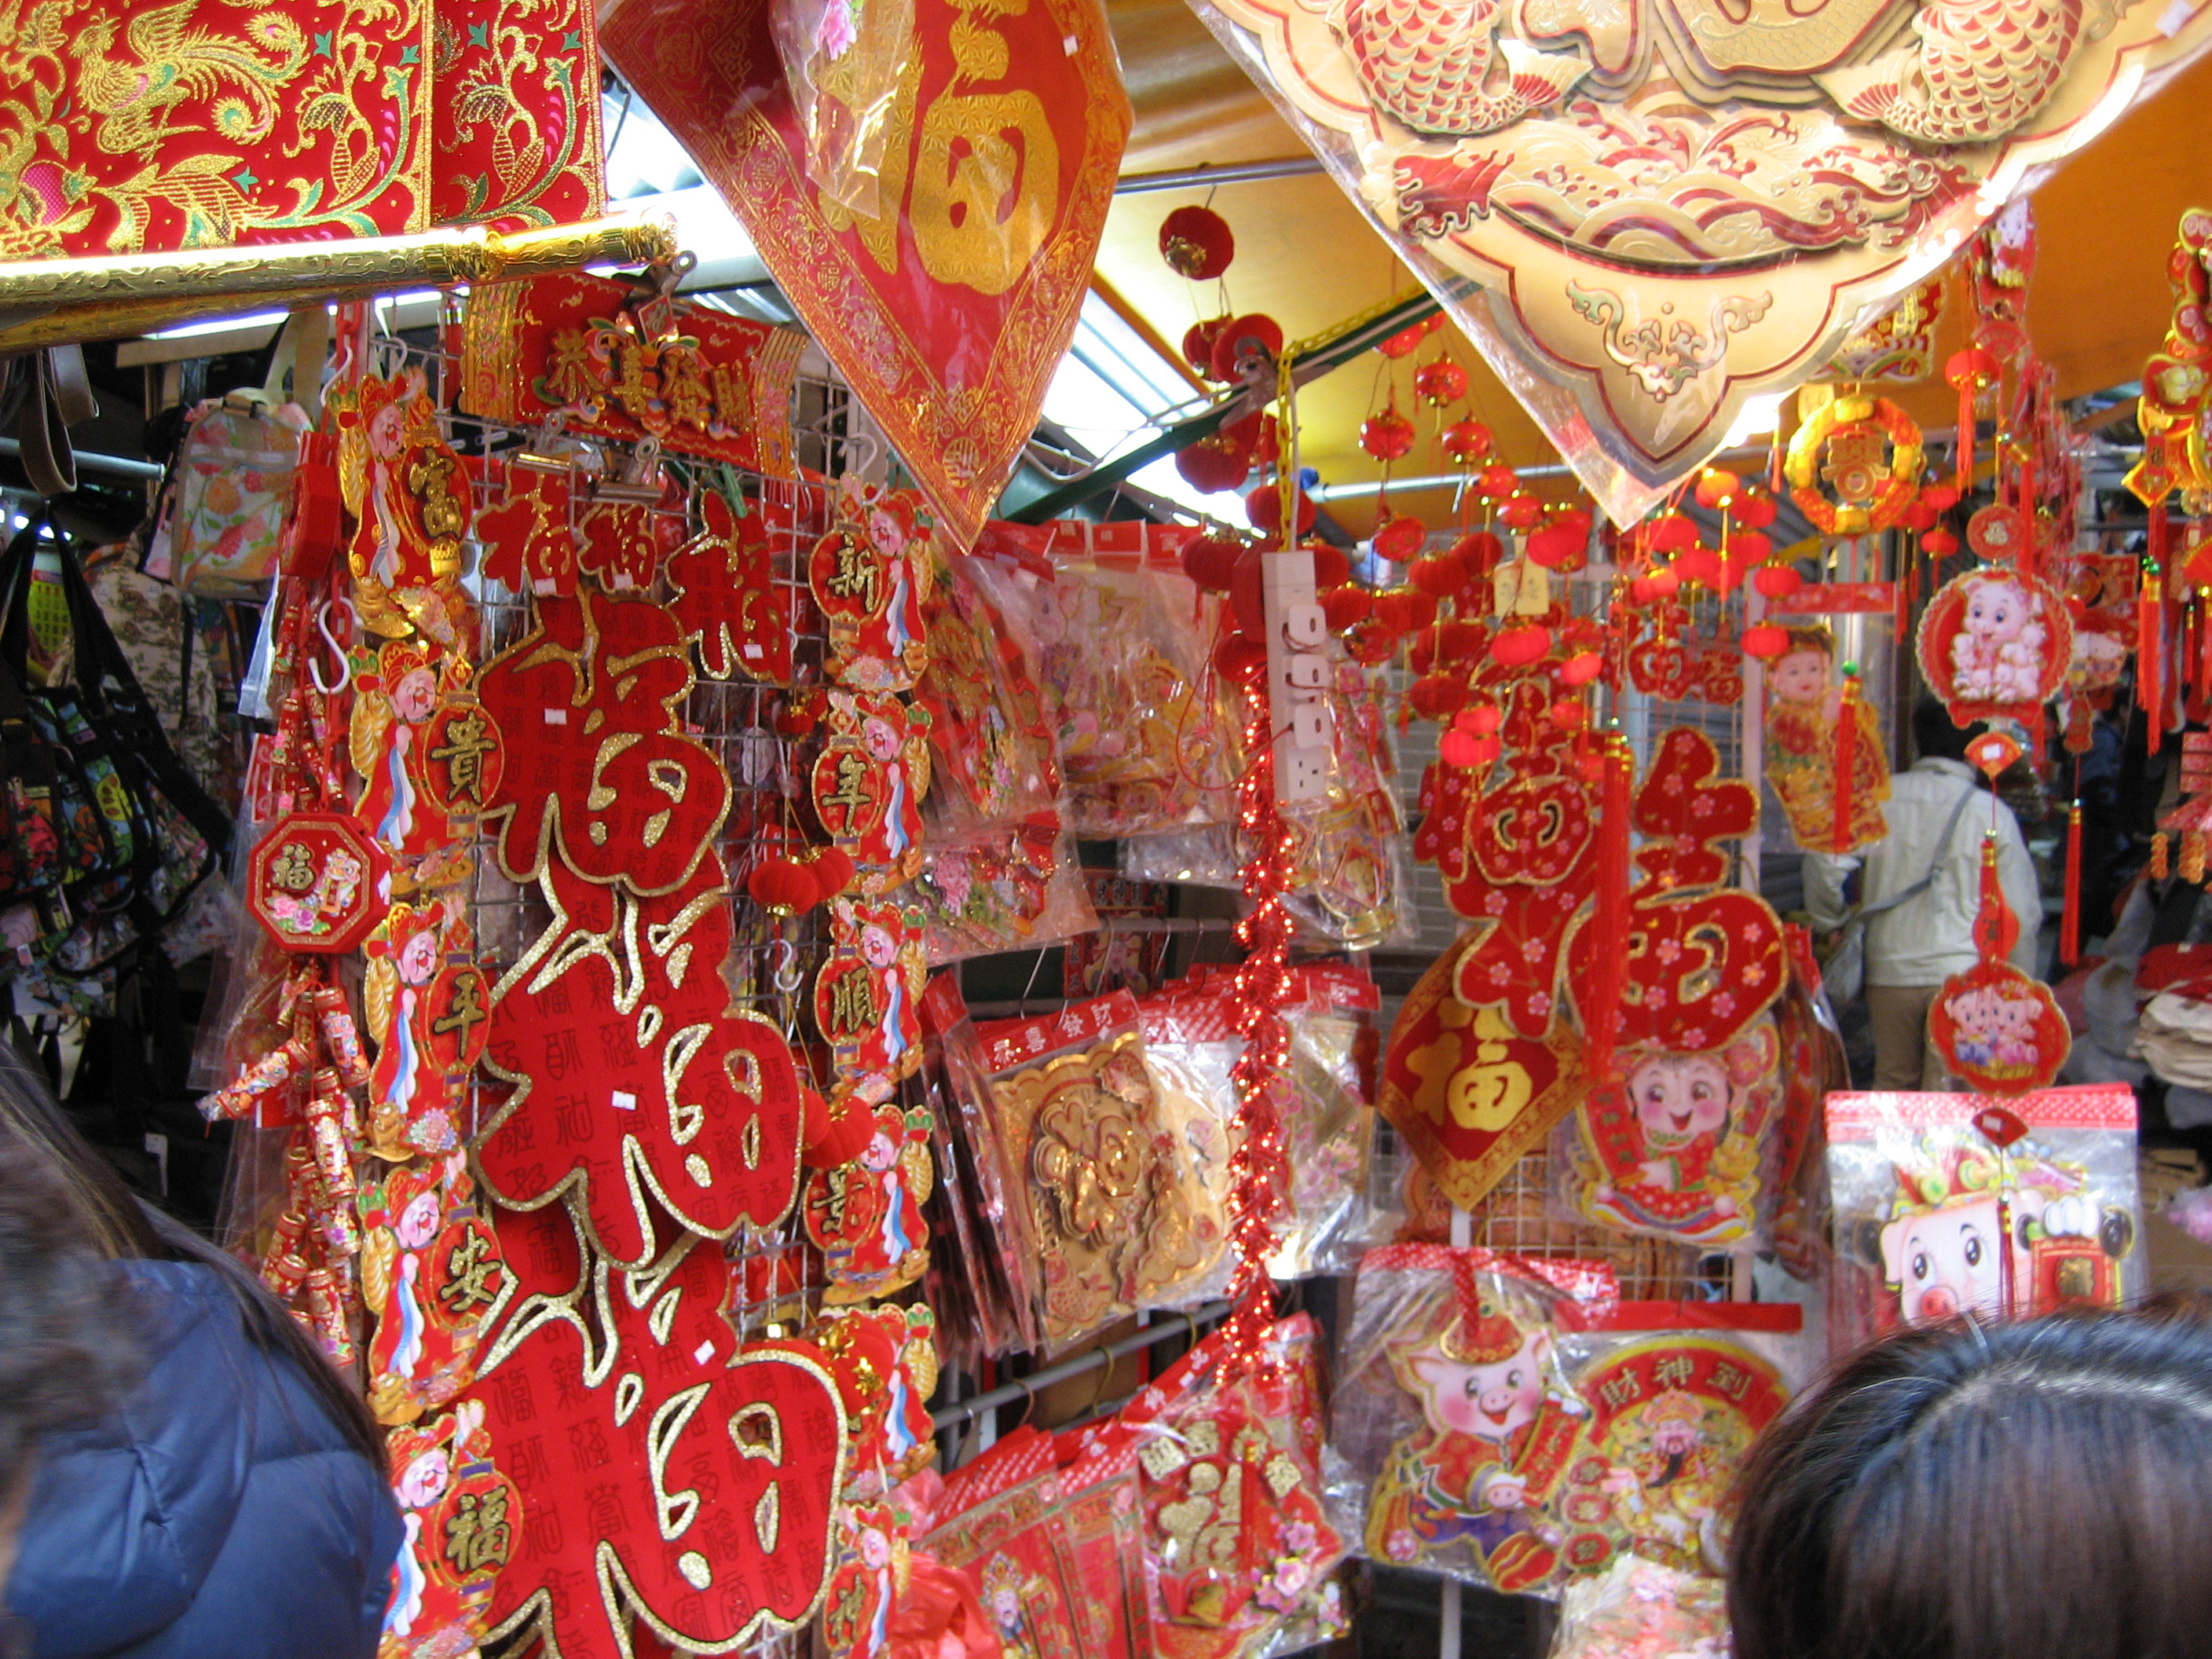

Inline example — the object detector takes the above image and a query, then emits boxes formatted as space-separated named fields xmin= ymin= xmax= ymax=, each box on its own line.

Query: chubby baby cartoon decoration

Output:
xmin=1341 ymin=1247 xmax=1621 ymax=1595
xmin=1762 ymin=625 xmax=1891 ymax=855
xmin=1928 ymin=826 xmax=2070 ymax=1095
xmin=1917 ymin=566 xmax=2072 ymax=737
xmin=1563 ymin=1016 xmax=1784 ymax=1247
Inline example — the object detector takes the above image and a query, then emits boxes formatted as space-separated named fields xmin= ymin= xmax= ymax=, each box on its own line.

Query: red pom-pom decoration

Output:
xmin=1159 ymin=205 xmax=1235 ymax=280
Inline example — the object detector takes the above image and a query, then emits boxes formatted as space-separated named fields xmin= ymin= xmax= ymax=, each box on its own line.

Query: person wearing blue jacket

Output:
xmin=0 ymin=1048 xmax=401 ymax=1659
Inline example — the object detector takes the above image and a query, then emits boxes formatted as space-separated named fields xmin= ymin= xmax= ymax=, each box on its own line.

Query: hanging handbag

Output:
xmin=1822 ymin=782 xmax=1978 ymax=1005
xmin=0 ymin=515 xmax=232 ymax=979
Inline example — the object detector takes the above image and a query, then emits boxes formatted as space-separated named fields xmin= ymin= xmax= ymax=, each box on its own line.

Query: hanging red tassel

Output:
xmin=1833 ymin=668 xmax=1861 ymax=855
xmin=2061 ymin=800 xmax=2083 ymax=968
xmin=1584 ymin=733 xmax=1634 ymax=1082
xmin=2143 ymin=551 xmax=2166 ymax=758
xmin=1946 ymin=348 xmax=1997 ymax=494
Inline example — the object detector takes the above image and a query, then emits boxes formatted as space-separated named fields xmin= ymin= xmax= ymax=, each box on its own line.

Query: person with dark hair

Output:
xmin=0 ymin=1044 xmax=401 ymax=1658
xmin=1727 ymin=1299 xmax=2212 ymax=1659
xmin=1804 ymin=695 xmax=2041 ymax=1088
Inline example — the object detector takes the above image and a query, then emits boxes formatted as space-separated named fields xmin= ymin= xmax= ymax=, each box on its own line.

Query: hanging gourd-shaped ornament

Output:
xmin=1785 ymin=392 xmax=1925 ymax=538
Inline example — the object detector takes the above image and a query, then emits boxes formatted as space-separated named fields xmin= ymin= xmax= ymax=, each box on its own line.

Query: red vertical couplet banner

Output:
xmin=597 ymin=0 xmax=1130 ymax=549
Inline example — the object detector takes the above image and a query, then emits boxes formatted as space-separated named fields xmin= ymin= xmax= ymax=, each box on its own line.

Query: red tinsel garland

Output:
xmin=1223 ymin=682 xmax=1298 ymax=1372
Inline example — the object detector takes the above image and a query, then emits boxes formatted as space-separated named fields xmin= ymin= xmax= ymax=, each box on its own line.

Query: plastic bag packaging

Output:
xmin=1769 ymin=927 xmax=1849 ymax=1281
xmin=767 ymin=0 xmax=919 ymax=220
xmin=1547 ymin=1554 xmax=1730 ymax=1659
xmin=1276 ymin=966 xmax=1387 ymax=1275
xmin=1326 ymin=1243 xmax=1621 ymax=1595
xmin=969 ymin=544 xmax=1240 ymax=838
xmin=1823 ymin=1082 xmax=2144 ymax=1353
xmin=1056 ymin=1312 xmax=1352 ymax=1659
xmin=1273 ymin=658 xmax=1414 ymax=950
xmin=1555 ymin=1009 xmax=1788 ymax=1251
xmin=1556 ymin=1303 xmax=1812 ymax=1578
xmin=1122 ymin=824 xmax=1241 ymax=888
xmin=1133 ymin=980 xmax=1243 ymax=1308
xmin=911 ymin=822 xmax=1098 ymax=966
xmin=915 ymin=546 xmax=1062 ymax=837
xmin=969 ymin=987 xmax=1229 ymax=1352
xmin=920 ymin=973 xmax=1049 ymax=1361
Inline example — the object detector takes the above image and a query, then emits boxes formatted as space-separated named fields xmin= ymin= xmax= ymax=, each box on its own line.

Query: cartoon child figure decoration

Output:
xmin=1368 ymin=1280 xmax=1591 ymax=1592
xmin=1762 ymin=625 xmax=1889 ymax=854
xmin=1566 ymin=1017 xmax=1782 ymax=1247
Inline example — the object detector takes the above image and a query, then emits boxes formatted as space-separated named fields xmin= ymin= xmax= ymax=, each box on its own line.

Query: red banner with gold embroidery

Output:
xmin=598 ymin=0 xmax=1128 ymax=550
xmin=0 ymin=0 xmax=602 ymax=258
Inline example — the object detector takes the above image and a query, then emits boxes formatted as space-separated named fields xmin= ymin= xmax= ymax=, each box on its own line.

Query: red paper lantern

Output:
xmin=1466 ymin=704 xmax=1503 ymax=735
xmin=1551 ymin=698 xmax=1588 ymax=731
xmin=801 ymin=1089 xmax=877 ymax=1169
xmin=1500 ymin=494 xmax=1544 ymax=530
xmin=1213 ymin=634 xmax=1270 ymax=685
xmin=1732 ymin=489 xmax=1778 ymax=529
xmin=1321 ymin=584 xmax=1372 ymax=630
xmin=1345 ymin=616 xmax=1401 ymax=664
xmin=808 ymin=845 xmax=857 ymax=901
xmin=1361 ymin=404 xmax=1418 ymax=462
xmin=1245 ymin=484 xmax=1317 ymax=537
xmin=1408 ymin=672 xmax=1470 ymax=720
xmin=1491 ymin=623 xmax=1551 ymax=666
xmin=1442 ymin=419 xmax=1493 ymax=464
xmin=1693 ymin=468 xmax=1741 ymax=511
xmin=1752 ymin=565 xmax=1804 ymax=599
xmin=1211 ymin=313 xmax=1285 ymax=383
xmin=1896 ymin=499 xmax=1939 ymax=533
xmin=1159 ymin=205 xmax=1235 ymax=281
xmin=1451 ymin=529 xmax=1503 ymax=571
xmin=747 ymin=855 xmax=822 ymax=917
xmin=1414 ymin=358 xmax=1469 ymax=406
xmin=1923 ymin=526 xmax=1961 ymax=558
xmin=1410 ymin=553 xmax=1465 ymax=598
xmin=1174 ymin=433 xmax=1251 ymax=494
xmin=1728 ymin=529 xmax=1771 ymax=564
xmin=1439 ymin=728 xmax=1484 ymax=768
xmin=1181 ymin=535 xmax=1242 ymax=591
xmin=1469 ymin=732 xmax=1503 ymax=764
xmin=1562 ymin=650 xmax=1603 ymax=687
xmin=1946 ymin=346 xmax=2001 ymax=391
xmin=1374 ymin=585 xmax=1437 ymax=635
xmin=1674 ymin=545 xmax=1722 ymax=584
xmin=1742 ymin=624 xmax=1791 ymax=659
xmin=1183 ymin=317 xmax=1231 ymax=382
xmin=1309 ymin=543 xmax=1352 ymax=588
xmin=1378 ymin=324 xmax=1426 ymax=358
xmin=1921 ymin=483 xmax=1961 ymax=513
xmin=1525 ymin=517 xmax=1584 ymax=567
xmin=1647 ymin=512 xmax=1697 ymax=551
xmin=1437 ymin=619 xmax=1485 ymax=661
xmin=1479 ymin=463 xmax=1520 ymax=499
xmin=1372 ymin=514 xmax=1428 ymax=563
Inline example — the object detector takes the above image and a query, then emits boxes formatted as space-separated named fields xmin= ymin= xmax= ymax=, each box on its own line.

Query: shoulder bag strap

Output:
xmin=1858 ymin=782 xmax=1979 ymax=923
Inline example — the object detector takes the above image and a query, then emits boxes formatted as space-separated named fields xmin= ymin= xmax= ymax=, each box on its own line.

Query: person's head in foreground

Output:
xmin=1728 ymin=1298 xmax=2212 ymax=1659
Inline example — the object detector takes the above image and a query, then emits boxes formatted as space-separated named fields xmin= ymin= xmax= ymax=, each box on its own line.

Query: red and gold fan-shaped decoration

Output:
xmin=1784 ymin=393 xmax=1925 ymax=537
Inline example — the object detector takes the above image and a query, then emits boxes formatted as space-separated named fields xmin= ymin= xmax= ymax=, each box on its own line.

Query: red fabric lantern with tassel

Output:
xmin=1159 ymin=205 xmax=1235 ymax=280
xmin=1946 ymin=347 xmax=2001 ymax=492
